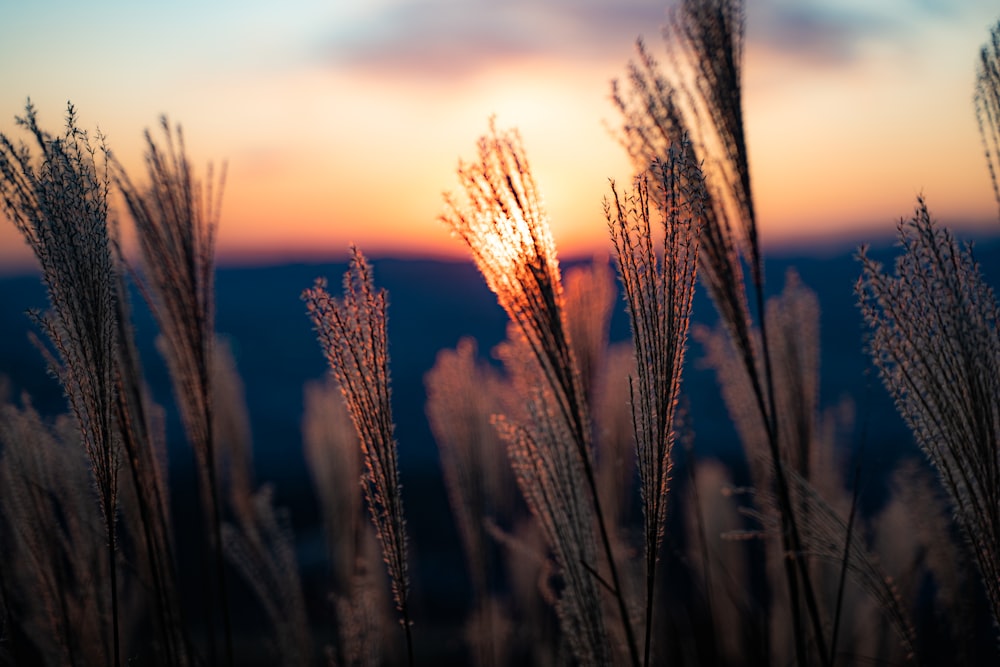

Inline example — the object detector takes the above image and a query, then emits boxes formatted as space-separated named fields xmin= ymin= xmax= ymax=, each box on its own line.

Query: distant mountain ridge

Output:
xmin=1 ymin=236 xmax=997 ymax=487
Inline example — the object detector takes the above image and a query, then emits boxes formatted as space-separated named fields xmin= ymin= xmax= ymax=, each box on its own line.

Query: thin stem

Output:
xmin=643 ymin=556 xmax=657 ymax=667
xmin=203 ymin=424 xmax=234 ymax=667
xmin=107 ymin=510 xmax=121 ymax=667
xmin=123 ymin=442 xmax=173 ymax=662
xmin=403 ymin=604 xmax=415 ymax=667
xmin=830 ymin=454 xmax=864 ymax=666
xmin=591 ymin=468 xmax=641 ymax=667
xmin=688 ymin=452 xmax=720 ymax=667
xmin=755 ymin=281 xmax=830 ymax=667
xmin=581 ymin=559 xmax=616 ymax=596
xmin=561 ymin=388 xmax=642 ymax=666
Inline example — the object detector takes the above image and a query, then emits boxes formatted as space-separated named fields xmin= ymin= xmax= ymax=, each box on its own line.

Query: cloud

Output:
xmin=316 ymin=0 xmax=668 ymax=79
xmin=747 ymin=0 xmax=982 ymax=67
xmin=317 ymin=0 xmax=977 ymax=80
xmin=748 ymin=3 xmax=896 ymax=66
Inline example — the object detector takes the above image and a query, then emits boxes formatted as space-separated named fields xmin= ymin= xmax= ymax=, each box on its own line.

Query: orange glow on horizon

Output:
xmin=2 ymin=10 xmax=998 ymax=274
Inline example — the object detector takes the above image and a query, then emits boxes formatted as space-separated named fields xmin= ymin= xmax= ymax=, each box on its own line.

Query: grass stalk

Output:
xmin=830 ymin=451 xmax=864 ymax=665
xmin=444 ymin=122 xmax=641 ymax=666
xmin=614 ymin=2 xmax=834 ymax=659
xmin=304 ymin=249 xmax=414 ymax=666
xmin=688 ymin=458 xmax=721 ymax=667
xmin=606 ymin=152 xmax=700 ymax=666
xmin=114 ymin=117 xmax=232 ymax=667
xmin=0 ymin=101 xmax=122 ymax=667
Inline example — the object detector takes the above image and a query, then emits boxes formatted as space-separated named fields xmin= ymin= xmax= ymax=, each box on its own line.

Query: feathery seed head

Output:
xmin=0 ymin=101 xmax=120 ymax=526
xmin=303 ymin=248 xmax=410 ymax=622
xmin=858 ymin=198 xmax=1000 ymax=631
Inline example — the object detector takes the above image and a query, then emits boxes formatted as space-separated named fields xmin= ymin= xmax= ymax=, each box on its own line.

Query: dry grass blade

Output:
xmin=443 ymin=121 xmax=639 ymax=666
xmin=223 ymin=487 xmax=311 ymax=667
xmin=606 ymin=148 xmax=701 ymax=665
xmin=613 ymin=3 xmax=833 ymax=660
xmin=613 ymin=34 xmax=755 ymax=437
xmin=858 ymin=199 xmax=1000 ymax=632
xmin=0 ymin=401 xmax=115 ymax=666
xmin=442 ymin=121 xmax=589 ymax=454
xmin=114 ymin=117 xmax=223 ymax=469
xmin=760 ymin=470 xmax=917 ymax=661
xmin=670 ymin=0 xmax=758 ymax=279
xmin=109 ymin=237 xmax=188 ymax=666
xmin=494 ymin=412 xmax=611 ymax=666
xmin=0 ymin=101 xmax=122 ymax=667
xmin=302 ymin=247 xmax=413 ymax=664
xmin=114 ymin=116 xmax=232 ymax=667
xmin=975 ymin=19 xmax=1000 ymax=218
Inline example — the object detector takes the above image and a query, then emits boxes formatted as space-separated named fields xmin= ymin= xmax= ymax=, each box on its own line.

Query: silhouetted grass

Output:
xmin=303 ymin=248 xmax=413 ymax=665
xmin=115 ymin=117 xmax=233 ymax=667
xmin=606 ymin=150 xmax=700 ymax=666
xmin=442 ymin=121 xmax=624 ymax=666
xmin=859 ymin=201 xmax=1000 ymax=634
xmin=0 ymin=101 xmax=122 ymax=667
xmin=2 ymin=5 xmax=1000 ymax=667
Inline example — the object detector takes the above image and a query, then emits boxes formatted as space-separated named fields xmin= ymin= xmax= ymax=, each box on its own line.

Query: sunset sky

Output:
xmin=1 ymin=0 xmax=998 ymax=271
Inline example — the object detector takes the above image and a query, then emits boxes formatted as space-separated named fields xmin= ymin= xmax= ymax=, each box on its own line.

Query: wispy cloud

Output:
xmin=316 ymin=0 xmax=975 ymax=78
xmin=749 ymin=0 xmax=982 ymax=66
xmin=316 ymin=0 xmax=667 ymax=78
xmin=750 ymin=3 xmax=895 ymax=65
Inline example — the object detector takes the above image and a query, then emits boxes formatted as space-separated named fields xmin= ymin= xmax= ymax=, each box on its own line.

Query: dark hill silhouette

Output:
xmin=3 ymin=237 xmax=998 ymax=485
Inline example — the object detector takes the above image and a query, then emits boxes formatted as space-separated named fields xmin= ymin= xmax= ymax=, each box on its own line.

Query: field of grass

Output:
xmin=1 ymin=2 xmax=999 ymax=665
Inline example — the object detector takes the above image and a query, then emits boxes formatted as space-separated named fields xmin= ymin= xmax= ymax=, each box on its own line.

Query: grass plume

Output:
xmin=302 ymin=379 xmax=388 ymax=667
xmin=114 ymin=116 xmax=232 ymax=667
xmin=613 ymin=3 xmax=831 ymax=661
xmin=858 ymin=199 xmax=1000 ymax=633
xmin=606 ymin=150 xmax=701 ymax=666
xmin=0 ymin=101 xmax=122 ymax=667
xmin=0 ymin=401 xmax=115 ymax=665
xmin=443 ymin=121 xmax=639 ymax=666
xmin=425 ymin=338 xmax=514 ymax=666
xmin=303 ymin=247 xmax=413 ymax=665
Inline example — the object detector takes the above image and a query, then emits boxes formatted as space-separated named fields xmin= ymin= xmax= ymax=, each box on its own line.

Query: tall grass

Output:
xmin=0 ymin=401 xmax=115 ymax=665
xmin=302 ymin=379 xmax=387 ymax=667
xmin=425 ymin=338 xmax=513 ymax=667
xmin=114 ymin=117 xmax=233 ymax=667
xmin=858 ymin=201 xmax=1000 ymax=632
xmin=303 ymin=248 xmax=413 ymax=665
xmin=0 ymin=102 xmax=123 ymax=667
xmin=109 ymin=237 xmax=189 ymax=666
xmin=443 ymin=121 xmax=637 ymax=666
xmin=613 ymin=1 xmax=830 ymax=662
xmin=606 ymin=149 xmax=701 ymax=666
xmin=214 ymin=338 xmax=312 ymax=667
xmin=2 ymin=5 xmax=1000 ymax=666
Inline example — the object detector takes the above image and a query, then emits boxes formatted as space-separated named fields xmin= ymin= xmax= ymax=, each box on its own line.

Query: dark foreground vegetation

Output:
xmin=1 ymin=2 xmax=999 ymax=665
